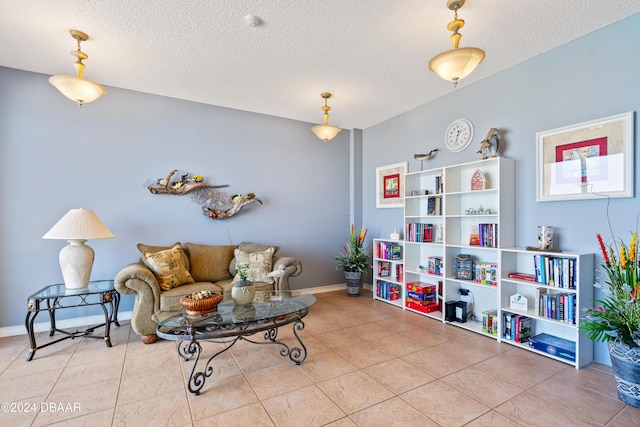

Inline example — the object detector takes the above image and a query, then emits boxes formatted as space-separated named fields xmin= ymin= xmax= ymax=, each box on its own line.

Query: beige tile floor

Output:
xmin=2 ymin=289 xmax=640 ymax=426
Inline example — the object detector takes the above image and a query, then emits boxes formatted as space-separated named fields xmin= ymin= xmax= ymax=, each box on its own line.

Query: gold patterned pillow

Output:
xmin=142 ymin=244 xmax=195 ymax=290
xmin=231 ymin=247 xmax=275 ymax=284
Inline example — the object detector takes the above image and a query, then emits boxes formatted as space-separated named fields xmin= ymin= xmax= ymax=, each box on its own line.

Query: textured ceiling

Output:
xmin=2 ymin=1 xmax=639 ymax=129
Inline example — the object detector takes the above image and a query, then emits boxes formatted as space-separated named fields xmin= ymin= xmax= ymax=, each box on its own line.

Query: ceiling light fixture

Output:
xmin=311 ymin=93 xmax=342 ymax=143
xmin=429 ymin=0 xmax=485 ymax=87
xmin=49 ymin=29 xmax=107 ymax=106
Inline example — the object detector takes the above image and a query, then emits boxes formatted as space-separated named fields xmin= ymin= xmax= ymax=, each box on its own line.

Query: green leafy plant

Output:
xmin=235 ymin=264 xmax=251 ymax=281
xmin=581 ymin=232 xmax=640 ymax=348
xmin=335 ymin=225 xmax=370 ymax=274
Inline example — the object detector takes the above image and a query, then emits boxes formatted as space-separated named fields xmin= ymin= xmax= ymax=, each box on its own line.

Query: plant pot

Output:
xmin=345 ymin=271 xmax=363 ymax=297
xmin=608 ymin=341 xmax=640 ymax=408
xmin=232 ymin=278 xmax=255 ymax=305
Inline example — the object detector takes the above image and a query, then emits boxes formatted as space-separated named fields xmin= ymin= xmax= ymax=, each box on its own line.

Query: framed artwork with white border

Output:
xmin=376 ymin=162 xmax=407 ymax=208
xmin=536 ymin=111 xmax=634 ymax=202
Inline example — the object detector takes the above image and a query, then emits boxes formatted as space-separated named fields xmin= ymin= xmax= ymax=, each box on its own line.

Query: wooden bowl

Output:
xmin=180 ymin=293 xmax=223 ymax=315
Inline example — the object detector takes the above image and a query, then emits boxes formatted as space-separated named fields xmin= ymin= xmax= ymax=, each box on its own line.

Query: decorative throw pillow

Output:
xmin=231 ymin=246 xmax=275 ymax=284
xmin=137 ymin=242 xmax=190 ymax=272
xmin=142 ymin=243 xmax=195 ymax=291
xmin=184 ymin=243 xmax=236 ymax=282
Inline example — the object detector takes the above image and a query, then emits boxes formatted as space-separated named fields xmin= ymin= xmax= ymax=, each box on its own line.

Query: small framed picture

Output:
xmin=376 ymin=162 xmax=407 ymax=208
xmin=536 ymin=112 xmax=634 ymax=202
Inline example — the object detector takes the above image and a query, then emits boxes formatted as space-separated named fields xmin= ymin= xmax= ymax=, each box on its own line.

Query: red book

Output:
xmin=508 ymin=272 xmax=537 ymax=282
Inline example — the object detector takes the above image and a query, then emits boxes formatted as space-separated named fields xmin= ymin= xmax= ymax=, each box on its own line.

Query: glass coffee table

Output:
xmin=156 ymin=290 xmax=316 ymax=395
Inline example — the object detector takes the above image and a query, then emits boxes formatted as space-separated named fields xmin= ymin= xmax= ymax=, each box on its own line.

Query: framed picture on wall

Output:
xmin=536 ymin=111 xmax=634 ymax=202
xmin=376 ymin=162 xmax=407 ymax=208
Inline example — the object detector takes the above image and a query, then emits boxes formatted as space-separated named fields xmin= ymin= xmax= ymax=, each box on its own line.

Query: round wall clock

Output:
xmin=444 ymin=118 xmax=474 ymax=152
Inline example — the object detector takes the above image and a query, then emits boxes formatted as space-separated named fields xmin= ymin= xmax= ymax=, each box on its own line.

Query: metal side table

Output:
xmin=25 ymin=280 xmax=120 ymax=361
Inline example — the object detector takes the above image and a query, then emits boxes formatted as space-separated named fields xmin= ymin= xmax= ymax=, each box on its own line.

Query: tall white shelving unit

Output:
xmin=395 ymin=157 xmax=593 ymax=368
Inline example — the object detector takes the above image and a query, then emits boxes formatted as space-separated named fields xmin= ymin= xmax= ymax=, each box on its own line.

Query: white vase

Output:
xmin=231 ymin=279 xmax=255 ymax=305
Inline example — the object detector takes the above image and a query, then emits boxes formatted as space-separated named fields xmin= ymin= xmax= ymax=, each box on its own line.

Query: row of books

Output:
xmin=503 ymin=312 xmax=533 ymax=343
xmin=535 ymin=288 xmax=576 ymax=324
xmin=377 ymin=261 xmax=404 ymax=282
xmin=470 ymin=223 xmax=498 ymax=248
xmin=376 ymin=280 xmax=400 ymax=301
xmin=374 ymin=241 xmax=402 ymax=260
xmin=533 ymin=255 xmax=576 ymax=289
xmin=406 ymin=223 xmax=435 ymax=243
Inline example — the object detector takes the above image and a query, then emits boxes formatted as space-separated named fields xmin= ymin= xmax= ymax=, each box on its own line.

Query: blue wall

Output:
xmin=0 ymin=67 xmax=352 ymax=328
xmin=2 ymin=13 xmax=639 ymax=364
xmin=363 ymin=13 xmax=640 ymax=364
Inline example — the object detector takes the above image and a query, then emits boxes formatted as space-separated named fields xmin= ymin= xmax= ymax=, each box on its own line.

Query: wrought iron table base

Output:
xmin=178 ymin=316 xmax=308 ymax=395
xmin=25 ymin=288 xmax=120 ymax=362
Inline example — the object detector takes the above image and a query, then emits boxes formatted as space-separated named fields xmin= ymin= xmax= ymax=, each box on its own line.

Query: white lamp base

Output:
xmin=59 ymin=240 xmax=95 ymax=289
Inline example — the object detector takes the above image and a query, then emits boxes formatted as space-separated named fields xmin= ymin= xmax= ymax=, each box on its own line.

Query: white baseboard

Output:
xmin=0 ymin=283 xmax=371 ymax=338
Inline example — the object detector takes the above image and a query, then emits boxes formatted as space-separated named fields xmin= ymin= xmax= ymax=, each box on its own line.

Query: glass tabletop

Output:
xmin=156 ymin=290 xmax=316 ymax=337
xmin=28 ymin=280 xmax=115 ymax=300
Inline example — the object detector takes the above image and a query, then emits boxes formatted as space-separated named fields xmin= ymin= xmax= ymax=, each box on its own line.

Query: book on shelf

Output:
xmin=502 ymin=312 xmax=532 ymax=342
xmin=528 ymin=333 xmax=575 ymax=362
xmin=396 ymin=264 xmax=404 ymax=282
xmin=435 ymin=174 xmax=443 ymax=194
xmin=427 ymin=196 xmax=441 ymax=215
xmin=508 ymin=272 xmax=537 ymax=282
xmin=375 ymin=241 xmax=403 ymax=260
xmin=427 ymin=256 xmax=443 ymax=276
xmin=378 ymin=261 xmax=391 ymax=277
xmin=376 ymin=280 xmax=400 ymax=301
xmin=535 ymin=290 xmax=576 ymax=324
xmin=481 ymin=310 xmax=498 ymax=336
xmin=533 ymin=255 xmax=576 ymax=289
xmin=473 ymin=223 xmax=498 ymax=248
xmin=406 ymin=223 xmax=434 ymax=243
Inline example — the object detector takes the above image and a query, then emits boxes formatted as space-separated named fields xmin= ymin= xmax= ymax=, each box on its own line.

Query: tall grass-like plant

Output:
xmin=581 ymin=231 xmax=640 ymax=348
xmin=335 ymin=225 xmax=370 ymax=274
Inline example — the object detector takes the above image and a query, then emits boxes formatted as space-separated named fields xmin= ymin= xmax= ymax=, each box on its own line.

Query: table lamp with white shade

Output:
xmin=43 ymin=208 xmax=114 ymax=289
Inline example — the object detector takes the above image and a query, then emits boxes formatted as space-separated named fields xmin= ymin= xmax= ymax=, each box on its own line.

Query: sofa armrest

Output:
xmin=271 ymin=256 xmax=302 ymax=291
xmin=114 ymin=262 xmax=163 ymax=336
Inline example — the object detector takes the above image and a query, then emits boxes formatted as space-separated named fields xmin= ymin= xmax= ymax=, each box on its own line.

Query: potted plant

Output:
xmin=232 ymin=265 xmax=255 ymax=305
xmin=335 ymin=224 xmax=370 ymax=296
xmin=581 ymin=231 xmax=640 ymax=408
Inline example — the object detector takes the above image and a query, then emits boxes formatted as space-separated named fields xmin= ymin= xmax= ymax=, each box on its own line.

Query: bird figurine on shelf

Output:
xmin=478 ymin=128 xmax=500 ymax=159
xmin=413 ymin=148 xmax=439 ymax=170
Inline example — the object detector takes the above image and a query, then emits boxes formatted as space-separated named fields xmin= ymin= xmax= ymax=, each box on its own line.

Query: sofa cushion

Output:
xmin=142 ymin=243 xmax=195 ymax=291
xmin=137 ymin=242 xmax=190 ymax=271
xmin=232 ymin=246 xmax=275 ymax=284
xmin=229 ymin=242 xmax=280 ymax=275
xmin=184 ymin=243 xmax=236 ymax=282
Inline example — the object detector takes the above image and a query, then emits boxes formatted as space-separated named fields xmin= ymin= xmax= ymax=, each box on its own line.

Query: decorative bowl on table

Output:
xmin=180 ymin=291 xmax=223 ymax=315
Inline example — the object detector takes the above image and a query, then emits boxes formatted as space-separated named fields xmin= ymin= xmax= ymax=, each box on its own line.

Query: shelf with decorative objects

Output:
xmin=372 ymin=239 xmax=404 ymax=308
xmin=375 ymin=156 xmax=595 ymax=367
xmin=499 ymin=248 xmax=593 ymax=368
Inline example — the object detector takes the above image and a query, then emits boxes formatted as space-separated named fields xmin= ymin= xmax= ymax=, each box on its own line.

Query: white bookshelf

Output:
xmin=500 ymin=248 xmax=594 ymax=368
xmin=372 ymin=239 xmax=404 ymax=308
